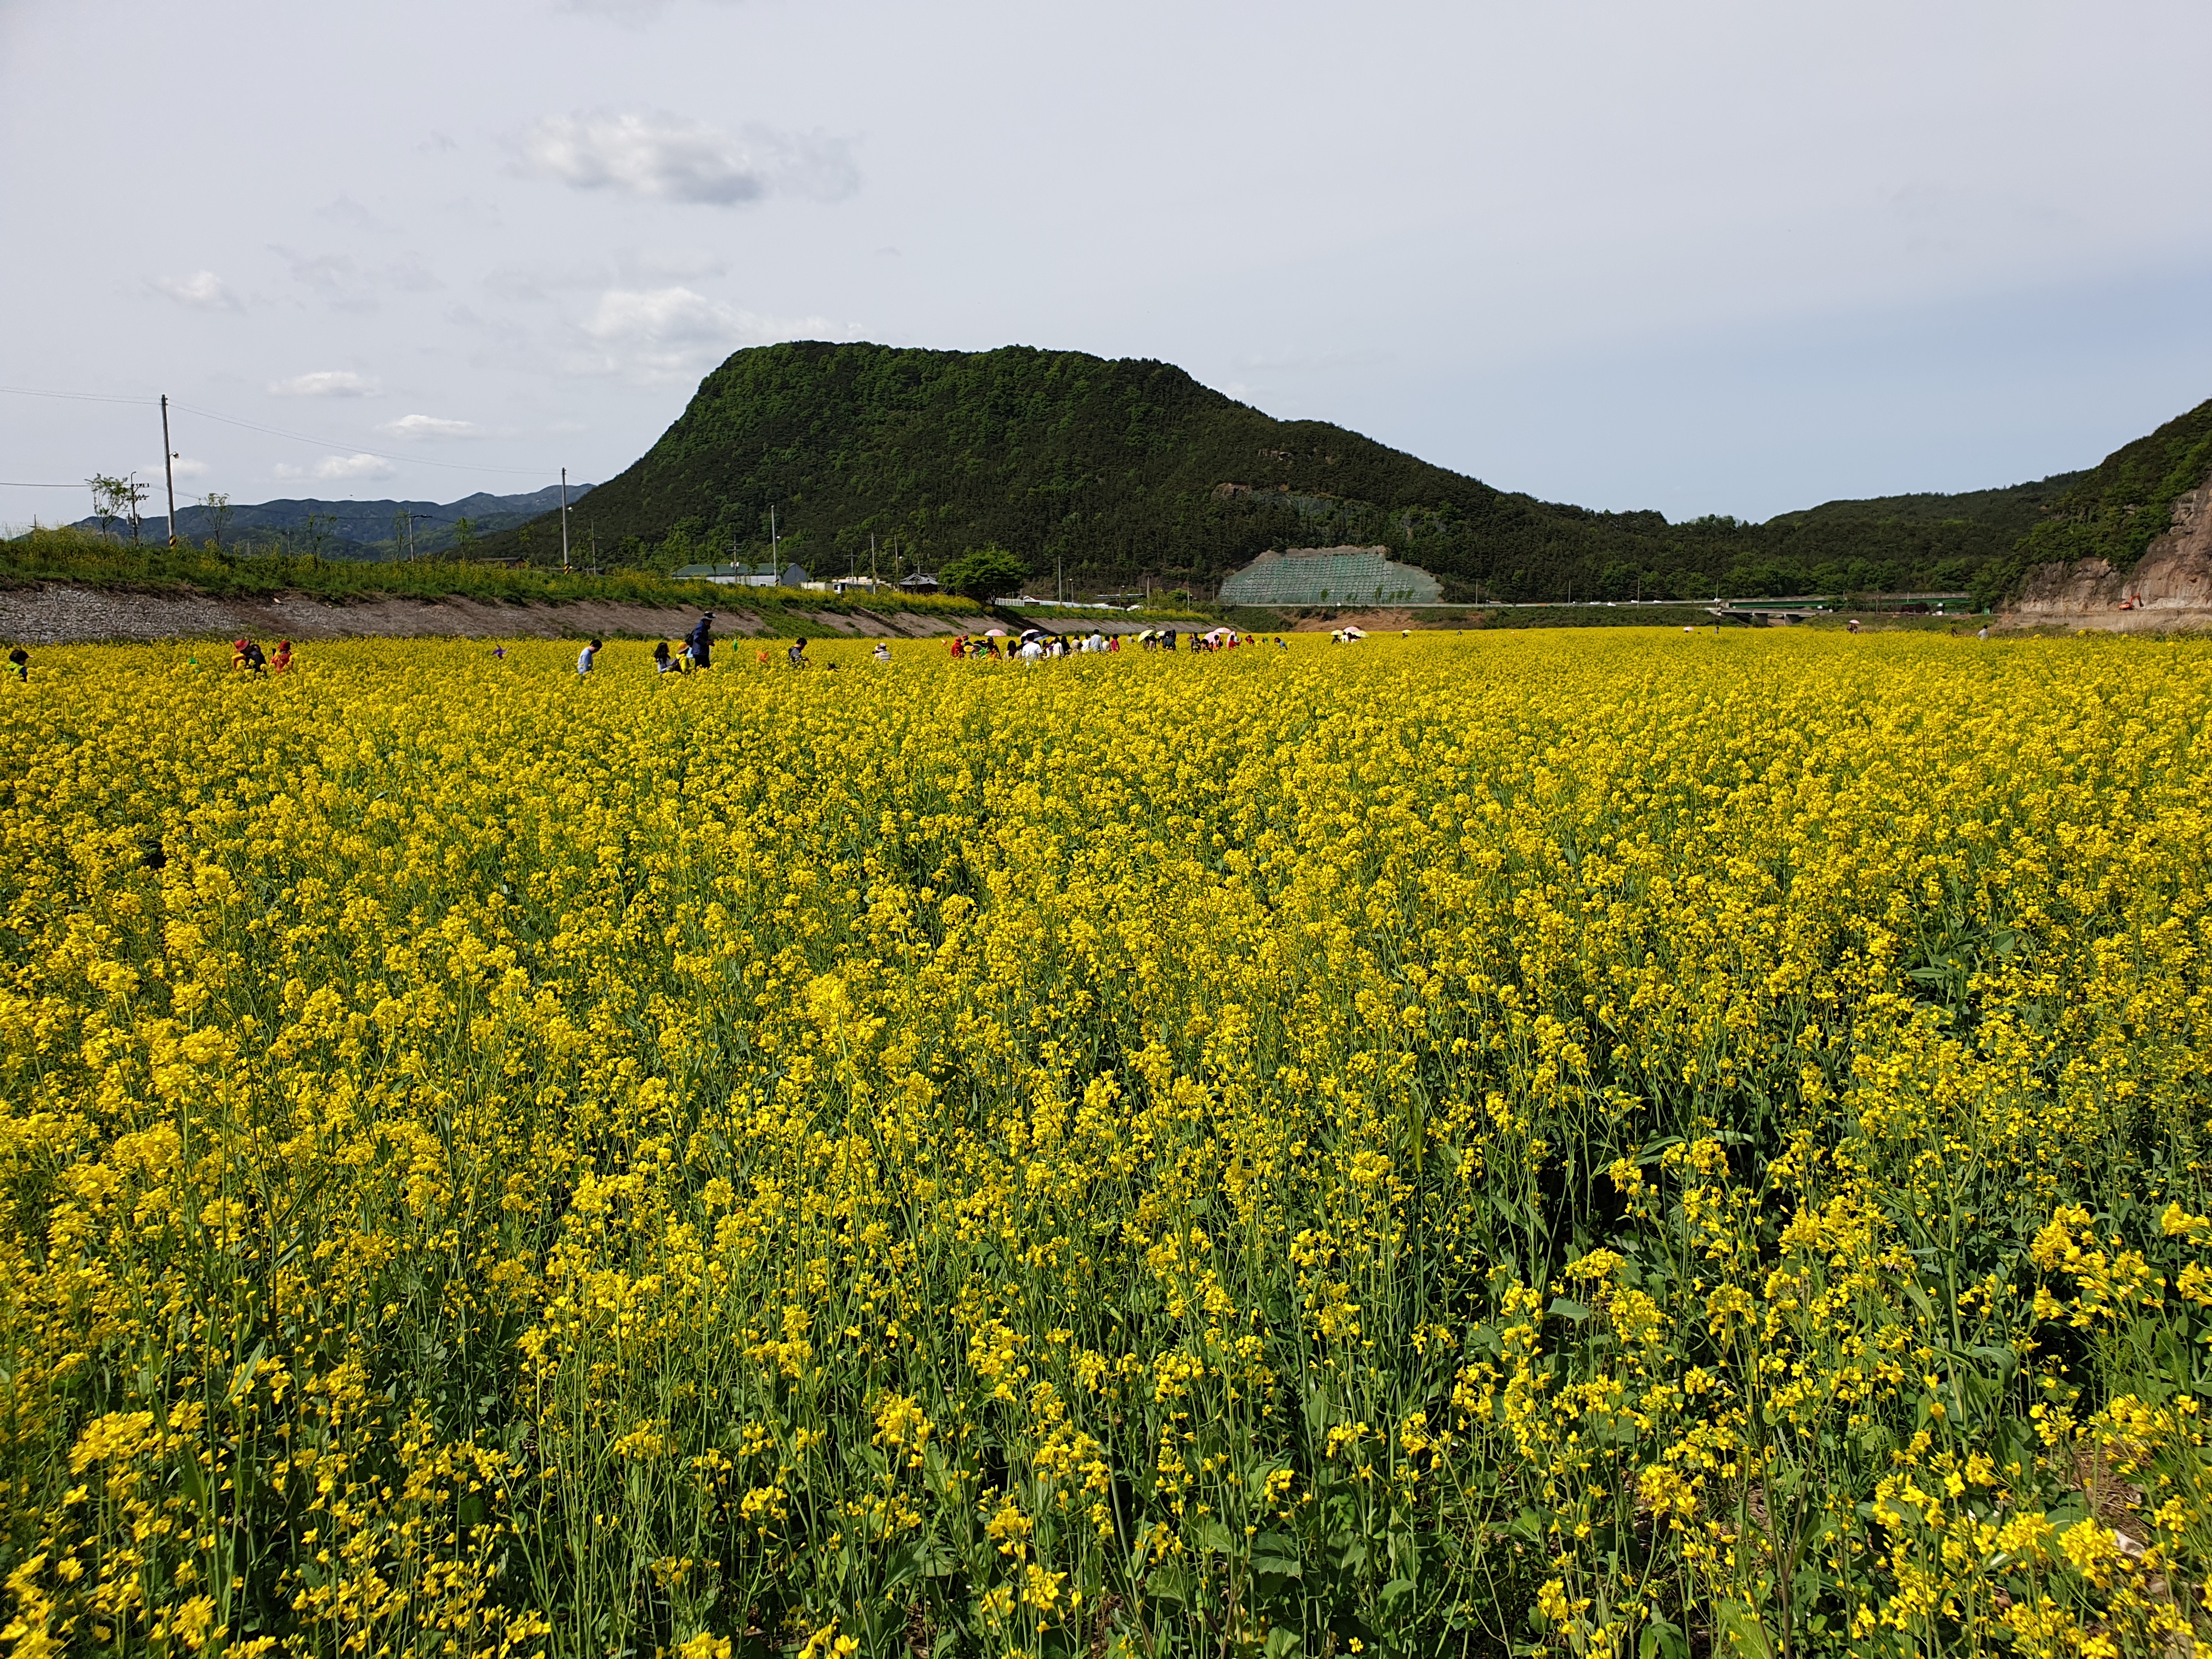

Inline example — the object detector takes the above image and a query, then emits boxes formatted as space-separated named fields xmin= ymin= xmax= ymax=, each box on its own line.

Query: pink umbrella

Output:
xmin=985 ymin=628 xmax=1008 ymax=637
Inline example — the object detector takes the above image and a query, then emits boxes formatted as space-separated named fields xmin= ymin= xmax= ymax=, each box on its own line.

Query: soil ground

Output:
xmin=0 ymin=584 xmax=996 ymax=646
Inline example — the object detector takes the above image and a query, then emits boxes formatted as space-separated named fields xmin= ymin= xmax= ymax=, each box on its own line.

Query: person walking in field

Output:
xmin=7 ymin=647 xmax=26 ymax=682
xmin=653 ymin=640 xmax=673 ymax=674
xmin=787 ymin=639 xmax=808 ymax=668
xmin=270 ymin=640 xmax=293 ymax=674
xmin=685 ymin=611 xmax=715 ymax=671
xmin=577 ymin=639 xmax=602 ymax=674
xmin=872 ymin=641 xmax=891 ymax=664
xmin=233 ymin=639 xmax=267 ymax=673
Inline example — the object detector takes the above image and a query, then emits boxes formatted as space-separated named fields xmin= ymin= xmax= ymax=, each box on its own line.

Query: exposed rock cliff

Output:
xmin=2006 ymin=467 xmax=2212 ymax=631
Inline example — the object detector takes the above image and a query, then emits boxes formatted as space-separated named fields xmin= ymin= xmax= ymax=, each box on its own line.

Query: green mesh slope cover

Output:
xmin=1218 ymin=546 xmax=1443 ymax=605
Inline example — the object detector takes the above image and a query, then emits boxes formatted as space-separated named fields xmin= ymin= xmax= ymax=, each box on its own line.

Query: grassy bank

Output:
xmin=0 ymin=528 xmax=977 ymax=619
xmin=1220 ymin=602 xmax=1724 ymax=630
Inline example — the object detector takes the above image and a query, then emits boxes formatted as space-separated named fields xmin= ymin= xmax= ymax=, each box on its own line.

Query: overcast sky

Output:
xmin=4 ymin=0 xmax=2209 ymax=529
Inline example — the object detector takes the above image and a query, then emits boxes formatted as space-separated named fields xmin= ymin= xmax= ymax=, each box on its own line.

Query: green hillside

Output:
xmin=1973 ymin=398 xmax=2212 ymax=601
xmin=71 ymin=486 xmax=589 ymax=562
xmin=471 ymin=341 xmax=2171 ymax=604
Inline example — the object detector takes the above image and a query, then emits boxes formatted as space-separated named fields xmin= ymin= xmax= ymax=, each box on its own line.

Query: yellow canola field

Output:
xmin=4 ymin=630 xmax=2212 ymax=1658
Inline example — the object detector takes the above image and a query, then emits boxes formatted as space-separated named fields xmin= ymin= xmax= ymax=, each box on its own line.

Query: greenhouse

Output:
xmin=1218 ymin=545 xmax=1442 ymax=606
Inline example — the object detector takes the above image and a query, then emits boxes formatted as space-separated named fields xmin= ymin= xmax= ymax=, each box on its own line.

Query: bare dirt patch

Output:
xmin=0 ymin=583 xmax=995 ymax=647
xmin=1288 ymin=608 xmax=1423 ymax=633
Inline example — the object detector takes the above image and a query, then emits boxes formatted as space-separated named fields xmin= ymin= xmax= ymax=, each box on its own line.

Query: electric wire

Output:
xmin=1 ymin=387 xmax=556 ymax=478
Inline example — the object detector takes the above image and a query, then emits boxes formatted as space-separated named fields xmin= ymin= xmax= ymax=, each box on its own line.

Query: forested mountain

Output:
xmin=74 ymin=484 xmax=586 ymax=561
xmin=466 ymin=341 xmax=2175 ymax=603
xmin=1972 ymin=398 xmax=2212 ymax=600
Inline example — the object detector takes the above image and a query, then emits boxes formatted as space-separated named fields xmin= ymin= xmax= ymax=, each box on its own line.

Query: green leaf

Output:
xmin=1252 ymin=1530 xmax=1302 ymax=1579
xmin=1714 ymin=1600 xmax=1773 ymax=1659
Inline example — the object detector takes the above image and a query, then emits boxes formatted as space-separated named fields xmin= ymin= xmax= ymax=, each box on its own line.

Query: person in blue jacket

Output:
xmin=685 ymin=611 xmax=715 ymax=671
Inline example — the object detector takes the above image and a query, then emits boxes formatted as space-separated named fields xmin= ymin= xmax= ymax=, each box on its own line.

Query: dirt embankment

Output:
xmin=0 ymin=584 xmax=996 ymax=646
xmin=2004 ymin=474 xmax=2212 ymax=633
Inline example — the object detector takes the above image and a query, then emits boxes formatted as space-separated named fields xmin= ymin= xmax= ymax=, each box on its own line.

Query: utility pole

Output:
xmin=871 ymin=533 xmax=878 ymax=589
xmin=770 ymin=505 xmax=778 ymax=572
xmin=160 ymin=396 xmax=178 ymax=547
xmin=560 ymin=468 xmax=571 ymax=572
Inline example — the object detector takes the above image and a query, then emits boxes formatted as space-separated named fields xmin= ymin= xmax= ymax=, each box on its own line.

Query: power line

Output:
xmin=0 ymin=481 xmax=89 ymax=489
xmin=170 ymin=400 xmax=551 ymax=476
xmin=0 ymin=385 xmax=554 ymax=477
xmin=0 ymin=387 xmax=158 ymax=405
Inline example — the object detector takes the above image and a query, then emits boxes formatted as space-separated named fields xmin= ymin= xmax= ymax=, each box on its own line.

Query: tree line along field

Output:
xmin=3 ymin=630 xmax=2210 ymax=1658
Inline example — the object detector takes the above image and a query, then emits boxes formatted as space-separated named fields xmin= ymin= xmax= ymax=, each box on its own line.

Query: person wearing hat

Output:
xmin=685 ymin=610 xmax=715 ymax=670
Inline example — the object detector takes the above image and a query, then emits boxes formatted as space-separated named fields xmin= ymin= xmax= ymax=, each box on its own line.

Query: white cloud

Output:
xmin=552 ymin=0 xmax=739 ymax=28
xmin=272 ymin=453 xmax=398 ymax=482
xmin=150 ymin=270 xmax=241 ymax=311
xmin=270 ymin=370 xmax=381 ymax=397
xmin=141 ymin=458 xmax=208 ymax=481
xmin=572 ymin=285 xmax=835 ymax=381
xmin=518 ymin=110 xmax=857 ymax=206
xmin=559 ymin=0 xmax=669 ymax=19
xmin=319 ymin=194 xmax=398 ymax=234
xmin=487 ymin=248 xmax=729 ymax=304
xmin=385 ymin=259 xmax=443 ymax=294
xmin=270 ymin=248 xmax=441 ymax=311
xmin=379 ymin=414 xmax=480 ymax=438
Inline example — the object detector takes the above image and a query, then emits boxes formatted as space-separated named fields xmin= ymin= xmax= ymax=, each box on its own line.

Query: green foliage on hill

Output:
xmin=938 ymin=544 xmax=1029 ymax=602
xmin=470 ymin=341 xmax=2199 ymax=606
xmin=68 ymin=486 xmax=588 ymax=562
xmin=1972 ymin=399 xmax=2212 ymax=602
xmin=0 ymin=527 xmax=967 ymax=622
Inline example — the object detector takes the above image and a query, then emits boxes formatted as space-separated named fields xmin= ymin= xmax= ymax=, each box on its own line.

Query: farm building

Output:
xmin=1218 ymin=546 xmax=1442 ymax=607
xmin=672 ymin=561 xmax=810 ymax=587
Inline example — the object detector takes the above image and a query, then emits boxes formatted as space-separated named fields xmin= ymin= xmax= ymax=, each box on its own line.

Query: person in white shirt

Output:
xmin=577 ymin=639 xmax=601 ymax=674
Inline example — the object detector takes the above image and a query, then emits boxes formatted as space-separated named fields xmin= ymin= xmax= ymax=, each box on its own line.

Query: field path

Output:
xmin=0 ymin=582 xmax=994 ymax=645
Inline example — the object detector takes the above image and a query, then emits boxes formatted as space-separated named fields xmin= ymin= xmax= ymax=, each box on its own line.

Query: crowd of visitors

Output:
xmin=947 ymin=625 xmax=1285 ymax=660
xmin=228 ymin=639 xmax=294 ymax=674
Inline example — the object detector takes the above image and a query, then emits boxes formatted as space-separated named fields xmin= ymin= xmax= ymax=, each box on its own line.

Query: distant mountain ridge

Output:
xmin=74 ymin=484 xmax=588 ymax=561
xmin=465 ymin=341 xmax=2147 ymax=604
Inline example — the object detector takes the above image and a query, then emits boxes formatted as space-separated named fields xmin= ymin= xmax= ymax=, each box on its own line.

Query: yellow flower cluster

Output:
xmin=3 ymin=629 xmax=2211 ymax=1657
